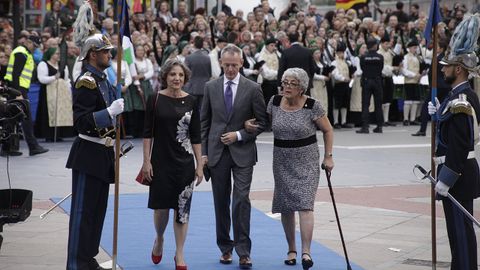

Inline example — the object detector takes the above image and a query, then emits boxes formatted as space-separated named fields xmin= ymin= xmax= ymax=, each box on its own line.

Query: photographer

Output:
xmin=2 ymin=35 xmax=48 ymax=157
xmin=279 ymin=0 xmax=300 ymax=21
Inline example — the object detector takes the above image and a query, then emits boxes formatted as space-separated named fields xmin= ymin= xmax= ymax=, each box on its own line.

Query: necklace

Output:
xmin=165 ymin=89 xmax=185 ymax=102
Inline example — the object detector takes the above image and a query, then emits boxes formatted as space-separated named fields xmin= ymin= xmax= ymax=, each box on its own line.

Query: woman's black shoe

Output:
xmin=301 ymin=253 xmax=314 ymax=270
xmin=284 ymin=251 xmax=297 ymax=266
xmin=46 ymin=138 xmax=64 ymax=142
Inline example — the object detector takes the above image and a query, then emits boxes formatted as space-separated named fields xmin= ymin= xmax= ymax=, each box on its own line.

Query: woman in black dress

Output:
xmin=35 ymin=47 xmax=74 ymax=141
xmin=142 ymin=59 xmax=203 ymax=270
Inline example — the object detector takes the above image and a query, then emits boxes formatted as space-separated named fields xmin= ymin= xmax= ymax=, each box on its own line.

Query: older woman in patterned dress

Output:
xmin=142 ymin=59 xmax=203 ymax=270
xmin=247 ymin=68 xmax=334 ymax=270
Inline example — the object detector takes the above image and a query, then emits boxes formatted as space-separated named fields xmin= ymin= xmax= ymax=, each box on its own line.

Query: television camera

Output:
xmin=0 ymin=82 xmax=31 ymax=251
xmin=0 ymin=82 xmax=28 ymax=149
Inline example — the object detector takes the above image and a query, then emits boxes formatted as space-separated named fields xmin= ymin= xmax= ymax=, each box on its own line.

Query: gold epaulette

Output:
xmin=75 ymin=72 xmax=96 ymax=90
xmin=450 ymin=93 xmax=474 ymax=116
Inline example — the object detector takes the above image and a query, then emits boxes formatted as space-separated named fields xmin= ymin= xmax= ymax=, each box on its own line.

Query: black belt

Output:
xmin=274 ymin=135 xmax=317 ymax=148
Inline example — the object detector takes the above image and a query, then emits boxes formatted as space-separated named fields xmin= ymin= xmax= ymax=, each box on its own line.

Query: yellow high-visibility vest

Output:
xmin=4 ymin=46 xmax=34 ymax=89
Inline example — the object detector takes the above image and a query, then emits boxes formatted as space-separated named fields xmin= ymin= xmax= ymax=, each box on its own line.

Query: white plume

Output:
xmin=73 ymin=1 xmax=94 ymax=47
xmin=449 ymin=13 xmax=480 ymax=56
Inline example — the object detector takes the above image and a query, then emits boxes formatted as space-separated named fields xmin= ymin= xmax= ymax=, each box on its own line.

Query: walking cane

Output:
xmin=321 ymin=164 xmax=352 ymax=270
xmin=413 ymin=164 xmax=480 ymax=228
xmin=39 ymin=142 xmax=134 ymax=219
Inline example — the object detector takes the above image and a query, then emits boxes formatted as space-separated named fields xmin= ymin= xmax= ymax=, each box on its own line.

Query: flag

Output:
xmin=118 ymin=0 xmax=138 ymax=97
xmin=424 ymin=0 xmax=442 ymax=45
xmin=133 ymin=0 xmax=143 ymax=13
xmin=119 ymin=0 xmax=135 ymax=65
xmin=335 ymin=0 xmax=366 ymax=10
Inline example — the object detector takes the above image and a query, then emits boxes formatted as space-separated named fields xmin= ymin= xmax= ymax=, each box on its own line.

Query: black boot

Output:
xmin=373 ymin=126 xmax=383 ymax=133
xmin=0 ymin=150 xmax=23 ymax=157
xmin=356 ymin=128 xmax=369 ymax=134
xmin=29 ymin=145 xmax=49 ymax=156
xmin=411 ymin=131 xmax=426 ymax=136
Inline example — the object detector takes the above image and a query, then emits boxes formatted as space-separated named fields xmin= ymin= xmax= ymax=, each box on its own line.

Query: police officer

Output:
xmin=65 ymin=33 xmax=124 ymax=270
xmin=357 ymin=38 xmax=384 ymax=134
xmin=429 ymin=37 xmax=480 ymax=269
xmin=2 ymin=35 xmax=49 ymax=156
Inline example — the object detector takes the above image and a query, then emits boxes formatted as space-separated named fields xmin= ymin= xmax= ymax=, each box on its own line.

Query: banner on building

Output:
xmin=336 ymin=0 xmax=367 ymax=10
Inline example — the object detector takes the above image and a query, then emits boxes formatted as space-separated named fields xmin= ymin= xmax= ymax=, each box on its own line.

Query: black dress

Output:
xmin=144 ymin=93 xmax=201 ymax=224
xmin=34 ymin=61 xmax=74 ymax=140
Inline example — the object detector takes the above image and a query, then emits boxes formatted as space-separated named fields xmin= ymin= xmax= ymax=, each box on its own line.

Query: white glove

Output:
xmin=107 ymin=98 xmax=124 ymax=118
xmin=435 ymin=181 xmax=450 ymax=197
xmin=428 ymin=97 xmax=440 ymax=116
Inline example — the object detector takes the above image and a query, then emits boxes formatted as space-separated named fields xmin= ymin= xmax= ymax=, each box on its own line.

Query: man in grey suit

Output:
xmin=185 ymin=36 xmax=211 ymax=110
xmin=201 ymin=44 xmax=267 ymax=269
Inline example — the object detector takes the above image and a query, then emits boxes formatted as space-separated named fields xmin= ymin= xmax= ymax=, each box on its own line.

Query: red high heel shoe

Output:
xmin=151 ymin=238 xmax=163 ymax=264
xmin=151 ymin=252 xmax=162 ymax=264
xmin=174 ymin=256 xmax=188 ymax=270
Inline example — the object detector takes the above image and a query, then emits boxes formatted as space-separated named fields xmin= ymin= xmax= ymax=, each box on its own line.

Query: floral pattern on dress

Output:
xmin=177 ymin=181 xmax=194 ymax=224
xmin=176 ymin=110 xmax=193 ymax=154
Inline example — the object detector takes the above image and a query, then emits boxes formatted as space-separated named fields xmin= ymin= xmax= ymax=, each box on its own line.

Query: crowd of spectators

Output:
xmin=0 ymin=0 xmax=473 ymax=139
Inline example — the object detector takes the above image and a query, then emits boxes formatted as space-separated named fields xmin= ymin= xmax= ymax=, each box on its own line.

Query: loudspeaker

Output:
xmin=0 ymin=189 xmax=33 ymax=224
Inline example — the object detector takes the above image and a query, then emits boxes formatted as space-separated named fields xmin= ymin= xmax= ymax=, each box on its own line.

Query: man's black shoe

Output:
xmin=91 ymin=266 xmax=111 ymax=270
xmin=410 ymin=121 xmax=421 ymax=126
xmin=89 ymin=259 xmax=112 ymax=270
xmin=341 ymin=123 xmax=353 ymax=128
xmin=333 ymin=123 xmax=342 ymax=129
xmin=373 ymin=127 xmax=383 ymax=133
xmin=0 ymin=150 xmax=23 ymax=157
xmin=29 ymin=146 xmax=49 ymax=156
xmin=412 ymin=131 xmax=426 ymax=136
xmin=403 ymin=120 xmax=409 ymax=126
xmin=384 ymin=122 xmax=396 ymax=126
xmin=239 ymin=256 xmax=252 ymax=269
xmin=356 ymin=128 xmax=369 ymax=134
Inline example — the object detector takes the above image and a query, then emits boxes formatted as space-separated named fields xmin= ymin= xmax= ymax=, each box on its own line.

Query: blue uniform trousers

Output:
xmin=442 ymin=199 xmax=477 ymax=270
xmin=66 ymin=169 xmax=109 ymax=270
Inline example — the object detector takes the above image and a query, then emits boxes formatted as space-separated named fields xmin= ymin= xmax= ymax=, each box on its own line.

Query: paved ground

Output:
xmin=0 ymin=123 xmax=479 ymax=270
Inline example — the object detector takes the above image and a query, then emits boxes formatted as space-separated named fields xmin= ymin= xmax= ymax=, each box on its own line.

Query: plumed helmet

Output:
xmin=440 ymin=51 xmax=479 ymax=72
xmin=78 ymin=34 xmax=114 ymax=61
xmin=440 ymin=13 xmax=480 ymax=75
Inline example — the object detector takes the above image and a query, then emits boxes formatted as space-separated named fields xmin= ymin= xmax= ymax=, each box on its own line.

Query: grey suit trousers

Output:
xmin=210 ymin=147 xmax=253 ymax=257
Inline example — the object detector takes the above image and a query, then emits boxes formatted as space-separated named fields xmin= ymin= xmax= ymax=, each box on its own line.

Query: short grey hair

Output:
xmin=220 ymin=43 xmax=243 ymax=58
xmin=282 ymin=68 xmax=309 ymax=93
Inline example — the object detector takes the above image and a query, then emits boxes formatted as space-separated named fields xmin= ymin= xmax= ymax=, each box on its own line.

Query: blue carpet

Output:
xmin=55 ymin=192 xmax=364 ymax=270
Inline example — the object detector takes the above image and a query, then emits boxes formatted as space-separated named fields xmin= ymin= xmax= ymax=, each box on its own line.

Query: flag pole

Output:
xmin=430 ymin=24 xmax=438 ymax=270
xmin=112 ymin=0 xmax=123 ymax=269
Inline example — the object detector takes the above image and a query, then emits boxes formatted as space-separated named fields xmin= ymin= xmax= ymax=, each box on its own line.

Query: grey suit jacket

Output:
xmin=201 ymin=75 xmax=267 ymax=168
xmin=185 ymin=50 xmax=212 ymax=96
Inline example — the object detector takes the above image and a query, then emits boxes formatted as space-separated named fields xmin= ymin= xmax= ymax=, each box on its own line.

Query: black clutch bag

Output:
xmin=203 ymin=165 xmax=211 ymax=182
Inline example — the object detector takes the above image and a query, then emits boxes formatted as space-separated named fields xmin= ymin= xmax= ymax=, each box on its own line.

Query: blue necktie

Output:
xmin=225 ymin=81 xmax=233 ymax=116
